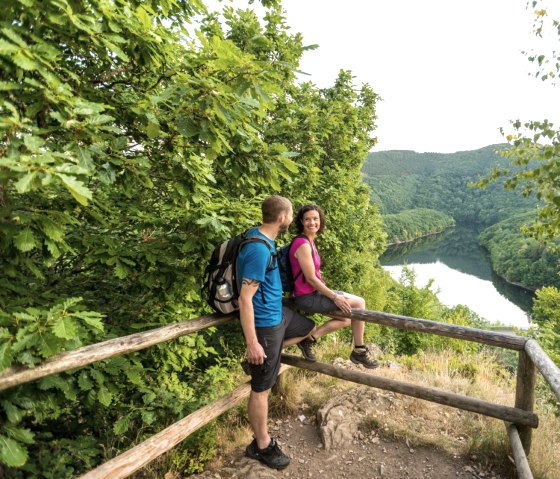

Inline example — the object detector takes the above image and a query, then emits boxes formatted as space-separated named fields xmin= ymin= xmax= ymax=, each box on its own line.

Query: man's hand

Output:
xmin=246 ymin=339 xmax=267 ymax=365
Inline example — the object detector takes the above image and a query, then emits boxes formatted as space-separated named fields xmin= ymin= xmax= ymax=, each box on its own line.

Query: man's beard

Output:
xmin=277 ymin=223 xmax=290 ymax=235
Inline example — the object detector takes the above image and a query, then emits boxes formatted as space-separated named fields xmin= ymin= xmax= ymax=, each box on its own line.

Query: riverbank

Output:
xmin=386 ymin=225 xmax=454 ymax=247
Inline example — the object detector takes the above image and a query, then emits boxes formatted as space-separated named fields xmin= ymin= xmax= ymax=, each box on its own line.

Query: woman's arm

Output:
xmin=294 ymin=243 xmax=352 ymax=313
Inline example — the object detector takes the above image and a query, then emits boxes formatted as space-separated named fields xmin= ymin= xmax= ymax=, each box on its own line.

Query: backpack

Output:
xmin=203 ymin=230 xmax=275 ymax=314
xmin=277 ymin=235 xmax=313 ymax=293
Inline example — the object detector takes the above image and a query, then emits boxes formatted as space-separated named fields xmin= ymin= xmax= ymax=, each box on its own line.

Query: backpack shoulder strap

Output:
xmin=238 ymin=235 xmax=276 ymax=271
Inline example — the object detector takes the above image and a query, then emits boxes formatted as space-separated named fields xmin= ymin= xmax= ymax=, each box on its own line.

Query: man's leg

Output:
xmin=248 ymin=389 xmax=271 ymax=449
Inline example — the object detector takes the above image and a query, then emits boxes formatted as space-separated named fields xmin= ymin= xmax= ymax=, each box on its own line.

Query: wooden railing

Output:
xmin=1 ymin=309 xmax=559 ymax=479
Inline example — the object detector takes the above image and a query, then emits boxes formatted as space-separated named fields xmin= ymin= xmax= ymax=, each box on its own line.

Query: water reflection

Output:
xmin=380 ymin=224 xmax=533 ymax=328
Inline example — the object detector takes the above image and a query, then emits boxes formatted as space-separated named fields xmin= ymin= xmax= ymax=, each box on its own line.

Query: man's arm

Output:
xmin=238 ymin=278 xmax=267 ymax=365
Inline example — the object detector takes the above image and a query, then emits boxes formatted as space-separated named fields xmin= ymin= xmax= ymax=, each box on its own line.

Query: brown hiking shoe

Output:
xmin=296 ymin=337 xmax=317 ymax=361
xmin=350 ymin=346 xmax=379 ymax=369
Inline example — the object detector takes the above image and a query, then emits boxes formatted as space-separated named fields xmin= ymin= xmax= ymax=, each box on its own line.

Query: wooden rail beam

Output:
xmin=505 ymin=422 xmax=534 ymax=479
xmin=281 ymin=354 xmax=538 ymax=428
xmin=525 ymin=339 xmax=560 ymax=403
xmin=326 ymin=309 xmax=528 ymax=350
xmin=0 ymin=314 xmax=236 ymax=392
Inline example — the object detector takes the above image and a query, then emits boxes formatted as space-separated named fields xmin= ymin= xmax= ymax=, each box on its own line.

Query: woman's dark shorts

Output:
xmin=250 ymin=306 xmax=314 ymax=393
xmin=293 ymin=291 xmax=344 ymax=314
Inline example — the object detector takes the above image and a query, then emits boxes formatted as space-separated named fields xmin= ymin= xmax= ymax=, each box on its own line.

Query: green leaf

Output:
xmin=146 ymin=121 xmax=160 ymax=139
xmin=52 ymin=316 xmax=78 ymax=340
xmin=4 ymin=426 xmax=34 ymax=445
xmin=78 ymin=372 xmax=94 ymax=391
xmin=115 ymin=260 xmax=129 ymax=279
xmin=1 ymin=401 xmax=23 ymax=423
xmin=113 ymin=414 xmax=132 ymax=435
xmin=97 ymin=386 xmax=113 ymax=406
xmin=0 ymin=435 xmax=28 ymax=467
xmin=13 ymin=228 xmax=37 ymax=252
xmin=38 ymin=333 xmax=61 ymax=358
xmin=23 ymin=135 xmax=45 ymax=151
xmin=56 ymin=173 xmax=92 ymax=205
xmin=12 ymin=51 xmax=37 ymax=71
xmin=41 ymin=218 xmax=65 ymax=241
xmin=125 ymin=368 xmax=144 ymax=386
xmin=279 ymin=156 xmax=299 ymax=173
xmin=14 ymin=172 xmax=37 ymax=193
xmin=79 ymin=313 xmax=104 ymax=331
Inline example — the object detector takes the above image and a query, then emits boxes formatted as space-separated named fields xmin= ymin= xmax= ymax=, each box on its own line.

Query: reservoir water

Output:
xmin=379 ymin=224 xmax=533 ymax=329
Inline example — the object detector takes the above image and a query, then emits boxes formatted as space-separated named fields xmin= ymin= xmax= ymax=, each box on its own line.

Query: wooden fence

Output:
xmin=1 ymin=309 xmax=559 ymax=479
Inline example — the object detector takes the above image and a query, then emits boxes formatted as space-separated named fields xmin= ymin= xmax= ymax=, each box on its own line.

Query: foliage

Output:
xmin=531 ymin=286 xmax=560 ymax=366
xmin=382 ymin=208 xmax=454 ymax=244
xmin=479 ymin=212 xmax=560 ymax=290
xmin=476 ymin=1 xmax=560 ymax=244
xmin=0 ymin=0 xmax=383 ymax=476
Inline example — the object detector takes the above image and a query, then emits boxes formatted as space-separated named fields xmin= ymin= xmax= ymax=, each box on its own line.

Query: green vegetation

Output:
xmin=479 ymin=212 xmax=560 ymax=290
xmin=363 ymin=145 xmax=537 ymax=224
xmin=383 ymin=208 xmax=454 ymax=244
xmin=0 ymin=1 xmax=384 ymax=476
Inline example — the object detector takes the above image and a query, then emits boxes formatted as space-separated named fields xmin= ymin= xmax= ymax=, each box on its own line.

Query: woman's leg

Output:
xmin=343 ymin=293 xmax=366 ymax=346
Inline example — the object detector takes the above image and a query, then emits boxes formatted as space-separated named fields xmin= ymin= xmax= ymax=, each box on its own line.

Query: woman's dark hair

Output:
xmin=295 ymin=204 xmax=326 ymax=235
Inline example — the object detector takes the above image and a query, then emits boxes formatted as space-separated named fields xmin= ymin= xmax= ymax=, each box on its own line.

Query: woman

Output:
xmin=289 ymin=204 xmax=379 ymax=368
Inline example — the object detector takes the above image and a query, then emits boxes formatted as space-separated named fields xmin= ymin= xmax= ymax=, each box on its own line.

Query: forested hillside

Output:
xmin=479 ymin=212 xmax=560 ymax=290
xmin=363 ymin=145 xmax=537 ymax=225
xmin=383 ymin=208 xmax=454 ymax=244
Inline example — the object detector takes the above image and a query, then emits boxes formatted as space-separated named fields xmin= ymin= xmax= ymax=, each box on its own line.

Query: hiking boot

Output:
xmin=245 ymin=437 xmax=290 ymax=470
xmin=350 ymin=346 xmax=379 ymax=369
xmin=296 ymin=337 xmax=317 ymax=362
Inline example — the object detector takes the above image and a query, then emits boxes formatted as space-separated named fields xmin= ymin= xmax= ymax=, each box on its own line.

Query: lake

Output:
xmin=379 ymin=224 xmax=533 ymax=329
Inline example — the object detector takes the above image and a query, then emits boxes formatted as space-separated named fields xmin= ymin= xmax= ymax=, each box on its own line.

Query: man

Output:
xmin=237 ymin=195 xmax=315 ymax=470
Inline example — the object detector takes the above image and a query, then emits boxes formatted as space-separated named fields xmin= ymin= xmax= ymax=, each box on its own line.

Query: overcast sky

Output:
xmin=209 ymin=1 xmax=560 ymax=153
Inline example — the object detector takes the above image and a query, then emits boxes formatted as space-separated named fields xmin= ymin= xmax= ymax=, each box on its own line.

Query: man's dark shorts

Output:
xmin=249 ymin=306 xmax=314 ymax=392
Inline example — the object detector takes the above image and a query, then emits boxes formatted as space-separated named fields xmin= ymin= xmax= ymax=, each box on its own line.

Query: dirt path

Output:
xmin=187 ymin=356 xmax=516 ymax=479
xmin=188 ymin=401 xmax=514 ymax=479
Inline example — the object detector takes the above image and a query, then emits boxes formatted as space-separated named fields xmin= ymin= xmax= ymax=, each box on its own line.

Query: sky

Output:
xmin=208 ymin=0 xmax=560 ymax=153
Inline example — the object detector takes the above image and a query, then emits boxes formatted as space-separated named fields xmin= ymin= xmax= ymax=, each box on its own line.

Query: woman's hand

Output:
xmin=333 ymin=294 xmax=352 ymax=314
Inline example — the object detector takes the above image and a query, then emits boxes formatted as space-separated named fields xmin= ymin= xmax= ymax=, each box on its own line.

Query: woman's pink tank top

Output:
xmin=289 ymin=236 xmax=324 ymax=297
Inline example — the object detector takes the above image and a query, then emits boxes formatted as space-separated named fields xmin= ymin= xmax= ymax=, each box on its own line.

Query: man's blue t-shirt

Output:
xmin=237 ymin=227 xmax=282 ymax=327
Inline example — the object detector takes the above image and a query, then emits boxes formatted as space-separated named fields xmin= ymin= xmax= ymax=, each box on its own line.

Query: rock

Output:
xmin=317 ymin=386 xmax=397 ymax=451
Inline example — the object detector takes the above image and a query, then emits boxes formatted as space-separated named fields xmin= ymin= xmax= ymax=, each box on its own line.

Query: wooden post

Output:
xmin=525 ymin=339 xmax=560 ymax=402
xmin=515 ymin=350 xmax=536 ymax=455
xmin=505 ymin=422 xmax=534 ymax=479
